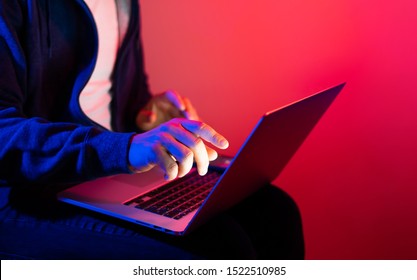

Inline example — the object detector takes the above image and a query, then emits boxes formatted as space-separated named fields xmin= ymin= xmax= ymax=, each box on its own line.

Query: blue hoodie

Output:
xmin=0 ymin=0 xmax=152 ymax=189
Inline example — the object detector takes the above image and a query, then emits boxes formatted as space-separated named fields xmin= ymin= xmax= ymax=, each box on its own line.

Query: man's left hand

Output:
xmin=136 ymin=90 xmax=199 ymax=131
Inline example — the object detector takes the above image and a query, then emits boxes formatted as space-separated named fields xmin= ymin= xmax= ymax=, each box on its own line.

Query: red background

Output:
xmin=140 ymin=0 xmax=417 ymax=259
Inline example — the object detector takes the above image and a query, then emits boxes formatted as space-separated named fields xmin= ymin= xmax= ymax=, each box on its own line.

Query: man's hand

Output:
xmin=136 ymin=90 xmax=199 ymax=131
xmin=128 ymin=118 xmax=229 ymax=180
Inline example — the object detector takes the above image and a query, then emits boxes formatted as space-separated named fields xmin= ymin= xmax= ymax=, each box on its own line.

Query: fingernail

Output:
xmin=220 ymin=139 xmax=229 ymax=148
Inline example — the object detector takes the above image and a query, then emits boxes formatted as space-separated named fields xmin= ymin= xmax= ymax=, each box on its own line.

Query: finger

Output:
xmin=154 ymin=145 xmax=179 ymax=181
xmin=154 ymin=93 xmax=184 ymax=120
xmin=183 ymin=97 xmax=200 ymax=121
xmin=191 ymin=137 xmax=209 ymax=176
xmin=162 ymin=122 xmax=210 ymax=176
xmin=206 ymin=146 xmax=218 ymax=161
xmin=165 ymin=90 xmax=186 ymax=112
xmin=181 ymin=120 xmax=229 ymax=149
xmin=159 ymin=133 xmax=194 ymax=178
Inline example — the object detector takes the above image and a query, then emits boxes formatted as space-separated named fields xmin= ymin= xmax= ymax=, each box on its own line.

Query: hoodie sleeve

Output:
xmin=0 ymin=1 xmax=134 ymax=189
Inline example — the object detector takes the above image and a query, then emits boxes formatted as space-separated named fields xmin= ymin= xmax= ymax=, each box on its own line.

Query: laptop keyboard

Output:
xmin=124 ymin=170 xmax=221 ymax=220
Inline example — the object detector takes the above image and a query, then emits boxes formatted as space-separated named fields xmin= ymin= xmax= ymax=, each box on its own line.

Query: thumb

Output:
xmin=136 ymin=103 xmax=157 ymax=130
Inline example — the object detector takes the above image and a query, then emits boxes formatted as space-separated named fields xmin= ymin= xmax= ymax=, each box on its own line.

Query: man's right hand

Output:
xmin=128 ymin=118 xmax=229 ymax=181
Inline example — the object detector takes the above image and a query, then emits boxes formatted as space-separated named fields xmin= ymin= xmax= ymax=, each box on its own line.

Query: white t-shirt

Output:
xmin=80 ymin=0 xmax=119 ymax=130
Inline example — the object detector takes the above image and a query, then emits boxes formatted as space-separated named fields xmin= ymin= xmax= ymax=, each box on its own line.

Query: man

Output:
xmin=0 ymin=0 xmax=227 ymax=186
xmin=0 ymin=0 xmax=304 ymax=259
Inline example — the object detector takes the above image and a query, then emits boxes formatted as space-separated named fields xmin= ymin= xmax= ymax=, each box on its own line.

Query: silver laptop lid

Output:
xmin=185 ymin=83 xmax=345 ymax=233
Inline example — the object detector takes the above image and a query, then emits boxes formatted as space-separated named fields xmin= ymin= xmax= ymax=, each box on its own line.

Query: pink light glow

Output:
xmin=141 ymin=0 xmax=417 ymax=259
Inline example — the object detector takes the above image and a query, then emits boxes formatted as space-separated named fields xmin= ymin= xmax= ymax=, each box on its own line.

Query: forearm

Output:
xmin=0 ymin=107 xmax=133 ymax=189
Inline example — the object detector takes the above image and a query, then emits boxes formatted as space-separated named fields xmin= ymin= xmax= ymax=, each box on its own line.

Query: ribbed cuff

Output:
xmin=84 ymin=128 xmax=136 ymax=178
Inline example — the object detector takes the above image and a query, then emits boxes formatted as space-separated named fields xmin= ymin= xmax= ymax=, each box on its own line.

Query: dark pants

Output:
xmin=0 ymin=184 xmax=304 ymax=260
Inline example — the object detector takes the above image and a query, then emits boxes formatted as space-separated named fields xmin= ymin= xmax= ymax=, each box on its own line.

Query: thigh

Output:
xmin=228 ymin=185 xmax=305 ymax=259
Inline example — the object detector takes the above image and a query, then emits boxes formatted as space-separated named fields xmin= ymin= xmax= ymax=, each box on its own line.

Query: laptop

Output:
xmin=58 ymin=83 xmax=345 ymax=236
